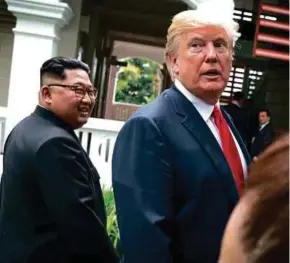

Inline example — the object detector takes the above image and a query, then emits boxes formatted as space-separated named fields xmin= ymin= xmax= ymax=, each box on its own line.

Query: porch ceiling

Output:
xmin=83 ymin=0 xmax=190 ymax=41
xmin=82 ymin=0 xmax=260 ymax=45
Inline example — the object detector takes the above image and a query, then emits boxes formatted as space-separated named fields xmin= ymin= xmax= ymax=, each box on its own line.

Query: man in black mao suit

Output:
xmin=251 ymin=108 xmax=275 ymax=158
xmin=0 ymin=57 xmax=118 ymax=263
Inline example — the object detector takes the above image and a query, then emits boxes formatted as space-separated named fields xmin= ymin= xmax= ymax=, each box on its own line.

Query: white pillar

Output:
xmin=4 ymin=0 xmax=73 ymax=138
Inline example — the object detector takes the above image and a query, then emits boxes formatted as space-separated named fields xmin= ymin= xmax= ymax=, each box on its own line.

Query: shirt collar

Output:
xmin=260 ymin=121 xmax=270 ymax=130
xmin=174 ymin=79 xmax=218 ymax=122
xmin=232 ymin=101 xmax=241 ymax=107
xmin=34 ymin=105 xmax=75 ymax=133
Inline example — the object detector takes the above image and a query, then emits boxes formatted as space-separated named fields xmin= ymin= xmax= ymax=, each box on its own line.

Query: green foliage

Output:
xmin=115 ymin=57 xmax=161 ymax=105
xmin=102 ymin=186 xmax=122 ymax=256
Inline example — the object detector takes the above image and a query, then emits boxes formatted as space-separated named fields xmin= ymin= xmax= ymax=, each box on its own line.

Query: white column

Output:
xmin=4 ymin=0 xmax=73 ymax=138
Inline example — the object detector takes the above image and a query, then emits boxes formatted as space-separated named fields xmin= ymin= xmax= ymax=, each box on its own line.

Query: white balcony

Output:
xmin=0 ymin=107 xmax=124 ymax=187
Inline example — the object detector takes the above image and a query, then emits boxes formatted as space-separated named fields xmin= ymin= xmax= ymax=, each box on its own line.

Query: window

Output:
xmin=114 ymin=57 xmax=161 ymax=106
xmin=234 ymin=9 xmax=253 ymax=22
xmin=233 ymin=9 xmax=277 ymax=22
xmin=221 ymin=67 xmax=245 ymax=103
xmin=247 ymin=70 xmax=263 ymax=99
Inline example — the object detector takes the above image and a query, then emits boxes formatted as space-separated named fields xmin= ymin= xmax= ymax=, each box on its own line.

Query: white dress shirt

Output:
xmin=259 ymin=121 xmax=270 ymax=131
xmin=174 ymin=79 xmax=247 ymax=178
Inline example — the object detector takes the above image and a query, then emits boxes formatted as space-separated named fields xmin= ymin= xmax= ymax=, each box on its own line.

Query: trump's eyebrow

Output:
xmin=214 ymin=37 xmax=229 ymax=43
xmin=187 ymin=37 xmax=204 ymax=47
xmin=187 ymin=35 xmax=229 ymax=46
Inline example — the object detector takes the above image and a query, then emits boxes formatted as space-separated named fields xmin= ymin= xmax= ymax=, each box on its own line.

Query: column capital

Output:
xmin=5 ymin=0 xmax=74 ymax=29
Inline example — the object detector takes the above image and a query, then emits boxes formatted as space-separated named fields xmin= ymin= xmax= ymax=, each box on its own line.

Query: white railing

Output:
xmin=77 ymin=118 xmax=124 ymax=187
xmin=0 ymin=107 xmax=124 ymax=187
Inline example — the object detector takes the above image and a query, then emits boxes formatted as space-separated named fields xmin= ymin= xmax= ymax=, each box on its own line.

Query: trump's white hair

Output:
xmin=165 ymin=1 xmax=240 ymax=79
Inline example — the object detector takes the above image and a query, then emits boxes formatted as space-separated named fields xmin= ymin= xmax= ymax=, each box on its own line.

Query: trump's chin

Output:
xmin=202 ymin=81 xmax=225 ymax=91
xmin=196 ymin=88 xmax=224 ymax=105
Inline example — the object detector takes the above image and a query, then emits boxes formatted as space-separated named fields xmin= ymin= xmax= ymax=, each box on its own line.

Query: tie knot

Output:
xmin=212 ymin=105 xmax=222 ymax=121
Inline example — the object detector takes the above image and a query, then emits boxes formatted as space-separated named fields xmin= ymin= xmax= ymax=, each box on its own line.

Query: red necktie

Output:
xmin=212 ymin=106 xmax=244 ymax=195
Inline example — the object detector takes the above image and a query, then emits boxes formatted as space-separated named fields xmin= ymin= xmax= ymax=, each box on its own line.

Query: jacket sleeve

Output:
xmin=35 ymin=137 xmax=118 ymax=262
xmin=112 ymin=116 xmax=174 ymax=263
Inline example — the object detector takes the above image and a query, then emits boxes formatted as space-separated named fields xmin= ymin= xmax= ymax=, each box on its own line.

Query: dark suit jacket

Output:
xmin=251 ymin=122 xmax=275 ymax=157
xmin=112 ymin=86 xmax=251 ymax=263
xmin=0 ymin=106 xmax=118 ymax=263
xmin=223 ymin=103 xmax=248 ymax=143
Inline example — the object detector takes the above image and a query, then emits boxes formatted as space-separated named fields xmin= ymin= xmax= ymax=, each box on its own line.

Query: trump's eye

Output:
xmin=215 ymin=41 xmax=228 ymax=51
xmin=215 ymin=42 xmax=226 ymax=47
xmin=190 ymin=42 xmax=203 ymax=52
xmin=192 ymin=43 xmax=202 ymax=47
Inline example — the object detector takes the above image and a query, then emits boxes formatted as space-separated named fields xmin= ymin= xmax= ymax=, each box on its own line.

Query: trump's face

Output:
xmin=168 ymin=25 xmax=233 ymax=105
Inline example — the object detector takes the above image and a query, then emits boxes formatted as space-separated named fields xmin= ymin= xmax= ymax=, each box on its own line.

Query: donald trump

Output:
xmin=112 ymin=1 xmax=251 ymax=262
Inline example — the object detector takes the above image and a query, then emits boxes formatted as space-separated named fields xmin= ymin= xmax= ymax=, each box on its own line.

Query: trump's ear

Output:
xmin=167 ymin=52 xmax=179 ymax=77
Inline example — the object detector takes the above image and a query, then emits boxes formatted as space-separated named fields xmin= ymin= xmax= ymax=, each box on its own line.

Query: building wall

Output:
xmin=264 ymin=65 xmax=289 ymax=132
xmin=58 ymin=0 xmax=82 ymax=58
xmin=0 ymin=28 xmax=14 ymax=107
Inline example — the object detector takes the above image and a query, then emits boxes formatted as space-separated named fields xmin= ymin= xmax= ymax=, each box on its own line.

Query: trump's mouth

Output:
xmin=202 ymin=69 xmax=221 ymax=76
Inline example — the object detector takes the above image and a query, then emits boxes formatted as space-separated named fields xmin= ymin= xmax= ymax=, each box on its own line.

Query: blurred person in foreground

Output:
xmin=219 ymin=133 xmax=289 ymax=263
xmin=0 ymin=57 xmax=118 ymax=263
xmin=112 ymin=0 xmax=251 ymax=262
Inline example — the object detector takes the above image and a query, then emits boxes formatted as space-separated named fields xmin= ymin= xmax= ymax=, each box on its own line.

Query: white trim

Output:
xmin=0 ymin=107 xmax=8 ymax=118
xmin=113 ymin=102 xmax=141 ymax=107
xmin=6 ymin=0 xmax=74 ymax=29
xmin=83 ymin=118 xmax=124 ymax=133
xmin=12 ymin=28 xmax=60 ymax=40
xmin=0 ymin=107 xmax=7 ymax=153
xmin=0 ymin=106 xmax=123 ymax=133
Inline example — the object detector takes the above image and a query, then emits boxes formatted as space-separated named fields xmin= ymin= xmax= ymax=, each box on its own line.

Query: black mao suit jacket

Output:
xmin=0 ymin=106 xmax=118 ymax=263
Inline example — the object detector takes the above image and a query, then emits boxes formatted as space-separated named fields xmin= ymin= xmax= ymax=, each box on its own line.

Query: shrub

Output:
xmin=102 ymin=186 xmax=122 ymax=256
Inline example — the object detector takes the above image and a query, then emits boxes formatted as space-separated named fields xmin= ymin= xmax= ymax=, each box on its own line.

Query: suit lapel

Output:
xmin=165 ymin=86 xmax=239 ymax=203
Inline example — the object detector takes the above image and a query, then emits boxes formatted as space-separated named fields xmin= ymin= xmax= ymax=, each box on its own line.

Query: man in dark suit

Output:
xmin=223 ymin=91 xmax=248 ymax=143
xmin=0 ymin=57 xmax=118 ymax=263
xmin=112 ymin=5 xmax=251 ymax=263
xmin=251 ymin=108 xmax=275 ymax=159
